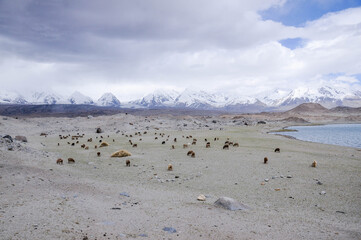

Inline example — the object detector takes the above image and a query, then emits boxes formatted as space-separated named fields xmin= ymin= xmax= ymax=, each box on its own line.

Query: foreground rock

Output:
xmin=214 ymin=197 xmax=250 ymax=211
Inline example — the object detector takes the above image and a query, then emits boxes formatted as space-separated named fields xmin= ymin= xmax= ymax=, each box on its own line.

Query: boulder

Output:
xmin=15 ymin=136 xmax=27 ymax=142
xmin=214 ymin=197 xmax=250 ymax=211
xmin=3 ymin=135 xmax=13 ymax=142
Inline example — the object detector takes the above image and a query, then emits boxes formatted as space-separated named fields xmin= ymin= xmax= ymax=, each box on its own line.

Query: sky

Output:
xmin=0 ymin=0 xmax=361 ymax=101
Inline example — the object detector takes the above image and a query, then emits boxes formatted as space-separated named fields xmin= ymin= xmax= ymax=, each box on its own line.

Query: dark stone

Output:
xmin=96 ymin=128 xmax=102 ymax=133
xmin=3 ymin=135 xmax=13 ymax=142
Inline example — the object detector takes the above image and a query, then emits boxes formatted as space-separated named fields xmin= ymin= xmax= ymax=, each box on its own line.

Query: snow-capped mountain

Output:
xmin=97 ymin=93 xmax=121 ymax=107
xmin=132 ymin=88 xmax=266 ymax=112
xmin=68 ymin=91 xmax=94 ymax=105
xmin=278 ymin=86 xmax=361 ymax=108
xmin=27 ymin=91 xmax=66 ymax=105
xmin=1 ymin=84 xmax=360 ymax=112
xmin=132 ymin=89 xmax=180 ymax=108
xmin=0 ymin=90 xmax=27 ymax=104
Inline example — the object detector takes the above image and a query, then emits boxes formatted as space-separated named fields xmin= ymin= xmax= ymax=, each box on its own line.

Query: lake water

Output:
xmin=274 ymin=124 xmax=361 ymax=149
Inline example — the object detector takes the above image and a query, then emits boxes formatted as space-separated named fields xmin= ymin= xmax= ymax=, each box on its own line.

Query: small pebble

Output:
xmin=163 ymin=227 xmax=177 ymax=233
xmin=264 ymin=179 xmax=269 ymax=182
xmin=320 ymin=191 xmax=326 ymax=195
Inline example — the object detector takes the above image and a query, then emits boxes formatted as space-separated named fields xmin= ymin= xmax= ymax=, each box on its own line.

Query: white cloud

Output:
xmin=0 ymin=1 xmax=359 ymax=100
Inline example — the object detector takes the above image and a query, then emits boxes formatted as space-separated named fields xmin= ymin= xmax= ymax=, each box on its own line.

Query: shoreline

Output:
xmin=270 ymin=123 xmax=361 ymax=149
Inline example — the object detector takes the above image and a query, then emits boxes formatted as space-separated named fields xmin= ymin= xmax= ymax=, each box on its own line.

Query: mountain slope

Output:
xmin=97 ymin=93 xmax=121 ymax=107
xmin=68 ymin=91 xmax=94 ymax=105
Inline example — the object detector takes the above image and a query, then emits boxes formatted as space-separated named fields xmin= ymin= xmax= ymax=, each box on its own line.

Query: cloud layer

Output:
xmin=0 ymin=0 xmax=360 ymax=100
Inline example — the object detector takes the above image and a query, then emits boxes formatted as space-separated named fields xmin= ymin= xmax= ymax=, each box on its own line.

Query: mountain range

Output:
xmin=1 ymin=85 xmax=360 ymax=112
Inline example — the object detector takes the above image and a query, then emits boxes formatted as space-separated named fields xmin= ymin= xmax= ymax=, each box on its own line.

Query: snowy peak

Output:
xmin=68 ymin=91 xmax=94 ymax=105
xmin=136 ymin=89 xmax=180 ymax=107
xmin=278 ymin=85 xmax=357 ymax=107
xmin=0 ymin=90 xmax=27 ymax=104
xmin=97 ymin=93 xmax=121 ymax=107
xmin=28 ymin=91 xmax=66 ymax=105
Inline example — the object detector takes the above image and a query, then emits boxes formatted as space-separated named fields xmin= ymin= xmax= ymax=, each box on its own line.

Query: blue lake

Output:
xmin=275 ymin=124 xmax=361 ymax=149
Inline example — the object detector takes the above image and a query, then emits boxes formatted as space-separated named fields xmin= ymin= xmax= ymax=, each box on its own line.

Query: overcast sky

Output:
xmin=0 ymin=0 xmax=360 ymax=101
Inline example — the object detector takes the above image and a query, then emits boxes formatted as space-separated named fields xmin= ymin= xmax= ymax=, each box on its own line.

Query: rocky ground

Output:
xmin=0 ymin=113 xmax=360 ymax=239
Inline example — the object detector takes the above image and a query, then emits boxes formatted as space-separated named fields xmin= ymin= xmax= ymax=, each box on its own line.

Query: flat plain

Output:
xmin=0 ymin=110 xmax=360 ymax=239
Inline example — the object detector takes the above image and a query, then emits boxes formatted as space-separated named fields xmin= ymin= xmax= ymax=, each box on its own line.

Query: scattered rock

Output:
xmin=264 ymin=179 xmax=269 ymax=182
xmin=214 ymin=197 xmax=250 ymax=211
xmin=163 ymin=227 xmax=177 ymax=233
xmin=317 ymin=181 xmax=323 ymax=185
xmin=3 ymin=135 xmax=13 ymax=142
xmin=320 ymin=191 xmax=326 ymax=195
xmin=197 ymin=194 xmax=206 ymax=201
xmin=87 ymin=115 xmax=93 ymax=119
xmin=286 ymin=175 xmax=292 ymax=178
xmin=119 ymin=192 xmax=130 ymax=197
xmin=15 ymin=136 xmax=27 ymax=142
xmin=96 ymin=127 xmax=102 ymax=133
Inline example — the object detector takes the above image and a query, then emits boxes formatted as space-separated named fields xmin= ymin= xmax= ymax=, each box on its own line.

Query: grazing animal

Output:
xmin=192 ymin=141 xmax=196 ymax=145
xmin=172 ymin=145 xmax=175 ymax=149
xmin=76 ymin=141 xmax=79 ymax=144
xmin=167 ymin=164 xmax=173 ymax=171
xmin=274 ymin=148 xmax=280 ymax=153
xmin=223 ymin=144 xmax=229 ymax=150
xmin=191 ymin=152 xmax=195 ymax=158
xmin=264 ymin=157 xmax=268 ymax=164
xmin=68 ymin=158 xmax=75 ymax=164
xmin=126 ymin=159 xmax=131 ymax=167
xmin=311 ymin=161 xmax=317 ymax=168
xmin=57 ymin=143 xmax=60 ymax=146
xmin=174 ymin=138 xmax=177 ymax=142
xmin=56 ymin=158 xmax=63 ymax=165
xmin=94 ymin=145 xmax=97 ymax=149
xmin=111 ymin=150 xmax=132 ymax=158
xmin=71 ymin=143 xmax=75 ymax=146
xmin=85 ymin=146 xmax=89 ymax=150
xmin=206 ymin=143 xmax=211 ymax=148
xmin=162 ymin=141 xmax=166 ymax=145
xmin=133 ymin=144 xmax=137 ymax=148
xmin=183 ymin=144 xmax=188 ymax=149
xmin=233 ymin=143 xmax=239 ymax=147
xmin=97 ymin=152 xmax=101 ymax=157
xmin=155 ymin=137 xmax=158 ymax=140
xmin=113 ymin=139 xmax=115 ymax=142
xmin=81 ymin=144 xmax=86 ymax=148
xmin=187 ymin=150 xmax=194 ymax=156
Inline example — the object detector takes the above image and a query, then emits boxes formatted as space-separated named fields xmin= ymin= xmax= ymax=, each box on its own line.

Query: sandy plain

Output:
xmin=0 ymin=112 xmax=360 ymax=240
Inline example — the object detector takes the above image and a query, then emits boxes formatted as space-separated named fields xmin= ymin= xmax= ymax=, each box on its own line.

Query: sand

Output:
xmin=0 ymin=113 xmax=360 ymax=239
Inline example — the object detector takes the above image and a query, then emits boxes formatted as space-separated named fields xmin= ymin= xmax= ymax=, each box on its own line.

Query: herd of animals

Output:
xmin=46 ymin=127 xmax=317 ymax=169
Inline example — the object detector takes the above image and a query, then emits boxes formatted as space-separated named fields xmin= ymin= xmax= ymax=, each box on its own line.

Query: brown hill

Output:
xmin=286 ymin=103 xmax=330 ymax=114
